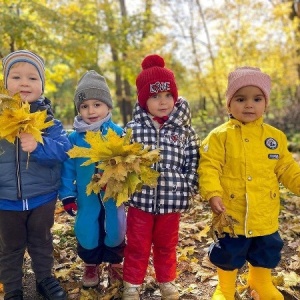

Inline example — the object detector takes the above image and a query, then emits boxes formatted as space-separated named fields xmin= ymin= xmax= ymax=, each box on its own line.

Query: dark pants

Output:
xmin=0 ymin=199 xmax=56 ymax=293
xmin=208 ymin=231 xmax=284 ymax=270
xmin=77 ymin=194 xmax=125 ymax=265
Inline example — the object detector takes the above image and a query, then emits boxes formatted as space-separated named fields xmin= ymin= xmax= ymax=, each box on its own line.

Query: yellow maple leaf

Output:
xmin=0 ymin=80 xmax=21 ymax=112
xmin=0 ymin=82 xmax=54 ymax=144
xmin=68 ymin=128 xmax=161 ymax=206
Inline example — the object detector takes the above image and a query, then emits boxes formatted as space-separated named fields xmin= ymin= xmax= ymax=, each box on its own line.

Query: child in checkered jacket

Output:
xmin=122 ymin=54 xmax=200 ymax=300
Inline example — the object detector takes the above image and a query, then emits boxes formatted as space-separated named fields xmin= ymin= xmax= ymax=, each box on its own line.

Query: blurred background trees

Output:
xmin=1 ymin=0 xmax=300 ymax=141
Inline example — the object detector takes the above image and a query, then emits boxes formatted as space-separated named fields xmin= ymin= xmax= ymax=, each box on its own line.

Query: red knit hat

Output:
xmin=226 ymin=66 xmax=271 ymax=108
xmin=136 ymin=54 xmax=178 ymax=110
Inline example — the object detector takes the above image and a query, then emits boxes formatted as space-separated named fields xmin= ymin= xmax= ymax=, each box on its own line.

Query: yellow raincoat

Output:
xmin=198 ymin=117 xmax=300 ymax=237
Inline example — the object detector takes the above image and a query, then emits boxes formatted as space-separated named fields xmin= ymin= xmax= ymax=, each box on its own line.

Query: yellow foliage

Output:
xmin=68 ymin=128 xmax=160 ymax=206
xmin=0 ymin=81 xmax=54 ymax=144
xmin=0 ymin=80 xmax=20 ymax=112
xmin=209 ymin=212 xmax=238 ymax=242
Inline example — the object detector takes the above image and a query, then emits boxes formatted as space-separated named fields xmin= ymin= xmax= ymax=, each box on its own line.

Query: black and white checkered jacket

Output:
xmin=124 ymin=97 xmax=200 ymax=214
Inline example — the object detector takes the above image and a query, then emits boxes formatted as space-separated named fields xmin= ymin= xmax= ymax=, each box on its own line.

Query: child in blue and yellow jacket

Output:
xmin=198 ymin=66 xmax=300 ymax=299
xmin=59 ymin=70 xmax=126 ymax=289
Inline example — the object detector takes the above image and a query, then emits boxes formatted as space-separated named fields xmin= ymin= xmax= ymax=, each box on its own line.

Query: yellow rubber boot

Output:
xmin=212 ymin=268 xmax=238 ymax=300
xmin=247 ymin=264 xmax=284 ymax=300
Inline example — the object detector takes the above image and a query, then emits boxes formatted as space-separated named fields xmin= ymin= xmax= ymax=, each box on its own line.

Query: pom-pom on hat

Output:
xmin=226 ymin=66 xmax=271 ymax=108
xmin=136 ymin=54 xmax=178 ymax=110
xmin=74 ymin=70 xmax=113 ymax=112
xmin=2 ymin=50 xmax=45 ymax=92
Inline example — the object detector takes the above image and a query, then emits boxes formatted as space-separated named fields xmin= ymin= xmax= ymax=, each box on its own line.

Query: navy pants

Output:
xmin=208 ymin=231 xmax=283 ymax=270
xmin=77 ymin=194 xmax=125 ymax=265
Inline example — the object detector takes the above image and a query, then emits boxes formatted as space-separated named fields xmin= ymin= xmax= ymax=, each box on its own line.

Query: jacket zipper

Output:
xmin=244 ymin=193 xmax=249 ymax=236
xmin=16 ymin=138 xmax=22 ymax=199
xmin=154 ymin=128 xmax=160 ymax=214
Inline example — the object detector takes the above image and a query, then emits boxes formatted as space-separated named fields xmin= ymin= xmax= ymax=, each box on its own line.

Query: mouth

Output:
xmin=88 ymin=117 xmax=99 ymax=122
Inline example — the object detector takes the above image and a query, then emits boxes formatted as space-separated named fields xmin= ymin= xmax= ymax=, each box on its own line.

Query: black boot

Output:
xmin=4 ymin=289 xmax=23 ymax=300
xmin=36 ymin=277 xmax=67 ymax=300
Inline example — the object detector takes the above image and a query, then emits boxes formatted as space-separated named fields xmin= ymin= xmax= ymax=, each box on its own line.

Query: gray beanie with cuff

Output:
xmin=74 ymin=70 xmax=113 ymax=111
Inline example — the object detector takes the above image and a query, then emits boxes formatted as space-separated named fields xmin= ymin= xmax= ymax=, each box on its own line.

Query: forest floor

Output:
xmin=1 ymin=183 xmax=300 ymax=299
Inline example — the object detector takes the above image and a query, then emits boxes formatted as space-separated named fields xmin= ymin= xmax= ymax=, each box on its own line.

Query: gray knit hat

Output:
xmin=74 ymin=70 xmax=113 ymax=111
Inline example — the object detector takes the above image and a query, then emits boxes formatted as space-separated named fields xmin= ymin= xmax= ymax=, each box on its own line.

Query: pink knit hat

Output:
xmin=136 ymin=54 xmax=178 ymax=110
xmin=226 ymin=66 xmax=271 ymax=108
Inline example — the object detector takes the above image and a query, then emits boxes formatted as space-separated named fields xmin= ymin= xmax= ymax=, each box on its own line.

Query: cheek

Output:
xmin=7 ymin=85 xmax=18 ymax=95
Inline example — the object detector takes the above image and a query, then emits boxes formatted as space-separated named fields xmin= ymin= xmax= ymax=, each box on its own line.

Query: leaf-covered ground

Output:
xmin=1 ymin=183 xmax=300 ymax=299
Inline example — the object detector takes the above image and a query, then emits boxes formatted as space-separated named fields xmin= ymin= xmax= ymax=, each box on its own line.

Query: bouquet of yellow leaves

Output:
xmin=0 ymin=81 xmax=54 ymax=144
xmin=67 ymin=128 xmax=161 ymax=207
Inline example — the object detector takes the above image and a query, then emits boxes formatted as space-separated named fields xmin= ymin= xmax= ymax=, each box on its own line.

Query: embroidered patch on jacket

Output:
xmin=265 ymin=137 xmax=278 ymax=150
xmin=165 ymin=133 xmax=185 ymax=147
xmin=268 ymin=154 xmax=279 ymax=159
xmin=150 ymin=81 xmax=170 ymax=94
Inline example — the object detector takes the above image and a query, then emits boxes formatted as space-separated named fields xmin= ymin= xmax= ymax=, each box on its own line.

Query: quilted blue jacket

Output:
xmin=0 ymin=98 xmax=71 ymax=201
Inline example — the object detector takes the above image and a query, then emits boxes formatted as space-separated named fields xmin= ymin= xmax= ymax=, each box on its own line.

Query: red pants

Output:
xmin=123 ymin=207 xmax=180 ymax=284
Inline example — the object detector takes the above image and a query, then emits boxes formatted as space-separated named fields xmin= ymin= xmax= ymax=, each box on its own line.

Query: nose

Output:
xmin=245 ymin=100 xmax=253 ymax=108
xmin=20 ymin=78 xmax=29 ymax=86
xmin=88 ymin=106 xmax=95 ymax=114
xmin=159 ymin=95 xmax=168 ymax=103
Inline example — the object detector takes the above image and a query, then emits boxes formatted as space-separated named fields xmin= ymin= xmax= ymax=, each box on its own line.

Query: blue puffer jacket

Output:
xmin=59 ymin=119 xmax=126 ymax=250
xmin=0 ymin=98 xmax=71 ymax=201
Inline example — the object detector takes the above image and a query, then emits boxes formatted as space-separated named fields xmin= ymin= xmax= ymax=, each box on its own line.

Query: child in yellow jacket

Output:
xmin=198 ymin=66 xmax=300 ymax=299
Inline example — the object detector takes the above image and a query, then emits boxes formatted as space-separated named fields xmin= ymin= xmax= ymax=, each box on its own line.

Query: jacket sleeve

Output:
xmin=184 ymin=127 xmax=200 ymax=196
xmin=198 ymin=130 xmax=225 ymax=200
xmin=275 ymin=132 xmax=300 ymax=195
xmin=58 ymin=132 xmax=78 ymax=200
xmin=31 ymin=119 xmax=72 ymax=165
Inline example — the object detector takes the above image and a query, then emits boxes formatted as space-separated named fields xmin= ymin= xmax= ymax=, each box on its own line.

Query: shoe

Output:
xmin=122 ymin=281 xmax=140 ymax=300
xmin=4 ymin=290 xmax=23 ymax=300
xmin=36 ymin=276 xmax=67 ymax=300
xmin=159 ymin=281 xmax=179 ymax=300
xmin=82 ymin=264 xmax=99 ymax=288
xmin=108 ymin=263 xmax=123 ymax=285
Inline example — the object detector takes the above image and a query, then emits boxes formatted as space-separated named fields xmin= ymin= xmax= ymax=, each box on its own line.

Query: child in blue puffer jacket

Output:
xmin=59 ymin=70 xmax=126 ymax=289
xmin=0 ymin=50 xmax=71 ymax=300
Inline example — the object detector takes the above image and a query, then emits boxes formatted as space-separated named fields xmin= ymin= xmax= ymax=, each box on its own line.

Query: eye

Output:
xmin=150 ymin=94 xmax=158 ymax=99
xmin=80 ymin=104 xmax=88 ymax=109
xmin=166 ymin=92 xmax=173 ymax=98
xmin=254 ymin=97 xmax=263 ymax=102
xmin=235 ymin=97 xmax=244 ymax=102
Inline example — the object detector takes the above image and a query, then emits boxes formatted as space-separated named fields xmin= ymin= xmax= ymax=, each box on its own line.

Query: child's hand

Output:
xmin=209 ymin=196 xmax=226 ymax=215
xmin=62 ymin=197 xmax=77 ymax=216
xmin=19 ymin=132 xmax=38 ymax=153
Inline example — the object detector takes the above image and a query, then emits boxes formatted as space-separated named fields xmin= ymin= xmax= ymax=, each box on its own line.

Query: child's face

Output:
xmin=146 ymin=91 xmax=174 ymax=117
xmin=6 ymin=62 xmax=43 ymax=103
xmin=228 ymin=86 xmax=266 ymax=124
xmin=79 ymin=99 xmax=111 ymax=124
